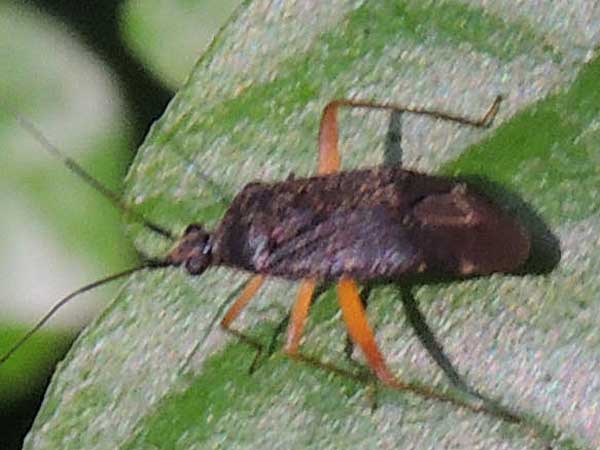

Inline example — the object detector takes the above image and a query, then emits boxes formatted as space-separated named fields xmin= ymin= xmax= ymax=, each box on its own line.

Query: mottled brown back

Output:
xmin=212 ymin=167 xmax=530 ymax=281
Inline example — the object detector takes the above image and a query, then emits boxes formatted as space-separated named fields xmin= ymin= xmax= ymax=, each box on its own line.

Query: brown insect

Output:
xmin=2 ymin=95 xmax=530 ymax=410
xmin=166 ymin=96 xmax=530 ymax=390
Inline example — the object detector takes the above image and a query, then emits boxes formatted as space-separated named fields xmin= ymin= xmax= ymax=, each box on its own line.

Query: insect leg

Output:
xmin=336 ymin=278 xmax=521 ymax=420
xmin=317 ymin=102 xmax=343 ymax=174
xmin=220 ymin=275 xmax=266 ymax=371
xmin=281 ymin=280 xmax=377 ymax=384
xmin=324 ymin=95 xmax=502 ymax=131
xmin=318 ymin=95 xmax=500 ymax=174
xmin=221 ymin=275 xmax=265 ymax=328
xmin=317 ymin=102 xmax=394 ymax=391
xmin=314 ymin=98 xmax=517 ymax=414
xmin=284 ymin=279 xmax=317 ymax=353
xmin=336 ymin=278 xmax=400 ymax=388
xmin=282 ymin=280 xmax=374 ymax=389
xmin=280 ymin=280 xmax=519 ymax=419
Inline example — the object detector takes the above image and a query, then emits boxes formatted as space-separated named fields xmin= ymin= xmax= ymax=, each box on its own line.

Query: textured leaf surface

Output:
xmin=26 ymin=1 xmax=600 ymax=449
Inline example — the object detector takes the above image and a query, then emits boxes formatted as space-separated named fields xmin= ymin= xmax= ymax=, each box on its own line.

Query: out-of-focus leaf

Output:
xmin=0 ymin=3 xmax=136 ymax=406
xmin=120 ymin=0 xmax=243 ymax=88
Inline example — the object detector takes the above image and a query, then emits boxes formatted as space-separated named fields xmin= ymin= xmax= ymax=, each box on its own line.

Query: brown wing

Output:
xmin=212 ymin=166 xmax=530 ymax=280
xmin=212 ymin=167 xmax=445 ymax=280
xmin=257 ymin=204 xmax=423 ymax=281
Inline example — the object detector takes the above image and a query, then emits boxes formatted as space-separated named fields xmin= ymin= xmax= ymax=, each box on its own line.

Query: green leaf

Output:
xmin=25 ymin=1 xmax=600 ymax=449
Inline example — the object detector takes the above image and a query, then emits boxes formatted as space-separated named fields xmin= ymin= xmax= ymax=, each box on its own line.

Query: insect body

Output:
xmin=3 ymin=95 xmax=530 ymax=405
xmin=165 ymin=96 xmax=530 ymax=390
xmin=172 ymin=166 xmax=529 ymax=281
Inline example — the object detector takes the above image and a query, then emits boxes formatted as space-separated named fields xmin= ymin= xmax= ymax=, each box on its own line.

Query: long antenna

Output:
xmin=0 ymin=262 xmax=169 ymax=366
xmin=10 ymin=110 xmax=175 ymax=241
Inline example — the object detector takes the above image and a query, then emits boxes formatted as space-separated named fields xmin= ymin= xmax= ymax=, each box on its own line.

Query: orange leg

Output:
xmin=320 ymin=95 xmax=502 ymax=140
xmin=337 ymin=278 xmax=404 ymax=388
xmin=317 ymin=99 xmax=401 ymax=386
xmin=315 ymin=96 xmax=502 ymax=385
xmin=279 ymin=101 xmax=341 ymax=353
xmin=319 ymin=95 xmax=501 ymax=174
xmin=318 ymin=96 xmax=501 ymax=174
xmin=221 ymin=274 xmax=265 ymax=329
xmin=220 ymin=274 xmax=266 ymax=371
xmin=286 ymin=277 xmax=519 ymax=420
xmin=285 ymin=279 xmax=317 ymax=354
xmin=318 ymin=102 xmax=342 ymax=174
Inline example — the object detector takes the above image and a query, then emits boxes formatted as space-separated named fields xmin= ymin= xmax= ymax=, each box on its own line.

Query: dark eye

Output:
xmin=184 ymin=223 xmax=204 ymax=235
xmin=185 ymin=254 xmax=210 ymax=275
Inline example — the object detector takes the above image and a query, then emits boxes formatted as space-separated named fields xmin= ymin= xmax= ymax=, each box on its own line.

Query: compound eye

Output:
xmin=185 ymin=254 xmax=210 ymax=275
xmin=184 ymin=223 xmax=204 ymax=235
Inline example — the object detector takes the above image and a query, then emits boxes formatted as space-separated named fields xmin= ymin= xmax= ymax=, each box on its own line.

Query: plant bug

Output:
xmin=2 ymin=92 xmax=533 ymax=423
xmin=166 ymin=95 xmax=529 ymax=413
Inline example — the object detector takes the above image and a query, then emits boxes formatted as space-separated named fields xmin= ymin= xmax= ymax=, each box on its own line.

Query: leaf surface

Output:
xmin=26 ymin=1 xmax=600 ymax=449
